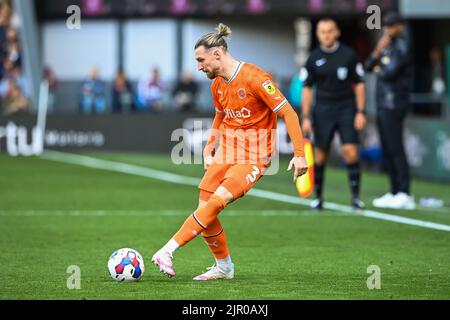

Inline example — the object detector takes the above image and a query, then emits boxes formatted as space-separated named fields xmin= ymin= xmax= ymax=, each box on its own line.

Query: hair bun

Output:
xmin=216 ymin=23 xmax=232 ymax=38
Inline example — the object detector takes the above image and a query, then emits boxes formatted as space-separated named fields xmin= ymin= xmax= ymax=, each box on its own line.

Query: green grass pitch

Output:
xmin=1 ymin=152 xmax=449 ymax=300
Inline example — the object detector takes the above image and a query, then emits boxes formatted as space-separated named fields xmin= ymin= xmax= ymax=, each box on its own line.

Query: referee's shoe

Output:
xmin=309 ymin=197 xmax=365 ymax=211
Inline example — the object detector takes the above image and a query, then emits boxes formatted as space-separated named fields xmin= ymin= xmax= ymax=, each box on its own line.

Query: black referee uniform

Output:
xmin=302 ymin=42 xmax=365 ymax=208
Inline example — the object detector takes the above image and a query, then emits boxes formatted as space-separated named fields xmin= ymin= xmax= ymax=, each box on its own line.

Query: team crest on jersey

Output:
xmin=315 ymin=58 xmax=327 ymax=67
xmin=337 ymin=67 xmax=348 ymax=80
xmin=238 ymin=88 xmax=246 ymax=99
xmin=262 ymin=80 xmax=276 ymax=95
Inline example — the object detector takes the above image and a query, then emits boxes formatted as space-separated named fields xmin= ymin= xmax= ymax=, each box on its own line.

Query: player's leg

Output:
xmin=374 ymin=109 xmax=414 ymax=209
xmin=338 ymin=103 xmax=364 ymax=210
xmin=151 ymin=163 xmax=231 ymax=277
xmin=311 ymin=106 xmax=335 ymax=210
xmin=372 ymin=110 xmax=397 ymax=208
xmin=390 ymin=109 xmax=411 ymax=195
xmin=311 ymin=147 xmax=328 ymax=210
xmin=342 ymin=143 xmax=364 ymax=209
xmin=195 ymin=190 xmax=233 ymax=280
xmin=171 ymin=176 xmax=234 ymax=247
xmin=193 ymin=163 xmax=266 ymax=280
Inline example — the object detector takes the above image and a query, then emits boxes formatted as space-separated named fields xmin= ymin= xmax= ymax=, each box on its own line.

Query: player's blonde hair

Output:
xmin=194 ymin=23 xmax=232 ymax=51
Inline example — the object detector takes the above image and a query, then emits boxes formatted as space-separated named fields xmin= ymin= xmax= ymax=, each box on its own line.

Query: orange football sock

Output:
xmin=173 ymin=195 xmax=227 ymax=247
xmin=202 ymin=218 xmax=230 ymax=259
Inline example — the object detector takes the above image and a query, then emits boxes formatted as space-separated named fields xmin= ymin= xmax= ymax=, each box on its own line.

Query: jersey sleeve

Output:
xmin=349 ymin=51 xmax=365 ymax=84
xmin=301 ymin=55 xmax=316 ymax=88
xmin=251 ymin=72 xmax=289 ymax=114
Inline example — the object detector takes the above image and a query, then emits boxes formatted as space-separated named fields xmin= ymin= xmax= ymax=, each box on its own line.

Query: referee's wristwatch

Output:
xmin=357 ymin=109 xmax=367 ymax=115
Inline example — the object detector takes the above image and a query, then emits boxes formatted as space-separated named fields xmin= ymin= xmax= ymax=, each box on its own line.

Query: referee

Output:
xmin=301 ymin=18 xmax=366 ymax=210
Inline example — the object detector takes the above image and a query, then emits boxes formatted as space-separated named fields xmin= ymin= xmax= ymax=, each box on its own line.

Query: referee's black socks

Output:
xmin=346 ymin=162 xmax=361 ymax=199
xmin=314 ymin=164 xmax=325 ymax=200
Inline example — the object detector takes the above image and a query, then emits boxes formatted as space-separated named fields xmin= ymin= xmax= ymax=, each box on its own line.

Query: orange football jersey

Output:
xmin=211 ymin=62 xmax=288 ymax=165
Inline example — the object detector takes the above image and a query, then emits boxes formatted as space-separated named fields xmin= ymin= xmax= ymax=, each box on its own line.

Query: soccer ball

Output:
xmin=108 ymin=248 xmax=145 ymax=282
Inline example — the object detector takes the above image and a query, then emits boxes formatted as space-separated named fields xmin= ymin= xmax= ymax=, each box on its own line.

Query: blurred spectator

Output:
xmin=0 ymin=64 xmax=27 ymax=103
xmin=0 ymin=60 xmax=13 ymax=96
xmin=79 ymin=67 xmax=107 ymax=114
xmin=0 ymin=0 xmax=27 ymax=111
xmin=112 ymin=69 xmax=134 ymax=113
xmin=429 ymin=47 xmax=446 ymax=97
xmin=43 ymin=66 xmax=59 ymax=111
xmin=288 ymin=70 xmax=303 ymax=110
xmin=1 ymin=80 xmax=30 ymax=115
xmin=171 ymin=71 xmax=198 ymax=112
xmin=137 ymin=67 xmax=164 ymax=112
xmin=0 ymin=1 xmax=12 ymax=27
xmin=0 ymin=32 xmax=5 ymax=79
xmin=0 ymin=0 xmax=12 ymax=84
xmin=11 ymin=65 xmax=27 ymax=96
xmin=6 ymin=36 xmax=20 ymax=67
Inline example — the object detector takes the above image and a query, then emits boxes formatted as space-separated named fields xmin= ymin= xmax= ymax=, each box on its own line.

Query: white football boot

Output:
xmin=372 ymin=192 xmax=395 ymax=208
xmin=193 ymin=263 xmax=234 ymax=281
xmin=389 ymin=192 xmax=416 ymax=210
xmin=151 ymin=250 xmax=176 ymax=277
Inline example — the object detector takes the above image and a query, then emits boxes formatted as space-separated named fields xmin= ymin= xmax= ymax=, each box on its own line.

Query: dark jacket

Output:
xmin=365 ymin=35 xmax=412 ymax=110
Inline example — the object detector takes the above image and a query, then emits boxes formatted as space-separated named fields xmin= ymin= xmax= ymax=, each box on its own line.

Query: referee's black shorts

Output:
xmin=312 ymin=98 xmax=359 ymax=149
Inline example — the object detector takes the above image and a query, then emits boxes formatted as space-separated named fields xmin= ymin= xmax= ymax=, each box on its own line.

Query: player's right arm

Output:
xmin=203 ymin=112 xmax=224 ymax=170
xmin=300 ymin=56 xmax=315 ymax=136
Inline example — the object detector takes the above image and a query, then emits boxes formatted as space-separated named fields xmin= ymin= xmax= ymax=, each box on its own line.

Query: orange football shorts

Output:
xmin=198 ymin=162 xmax=268 ymax=202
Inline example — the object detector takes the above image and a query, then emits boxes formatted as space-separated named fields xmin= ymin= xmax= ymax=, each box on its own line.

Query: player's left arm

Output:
xmin=253 ymin=75 xmax=308 ymax=182
xmin=350 ymin=53 xmax=367 ymax=131
xmin=278 ymin=105 xmax=309 ymax=182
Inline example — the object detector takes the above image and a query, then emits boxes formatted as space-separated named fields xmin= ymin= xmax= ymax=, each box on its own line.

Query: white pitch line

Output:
xmin=40 ymin=150 xmax=450 ymax=233
xmin=0 ymin=209 xmax=349 ymax=217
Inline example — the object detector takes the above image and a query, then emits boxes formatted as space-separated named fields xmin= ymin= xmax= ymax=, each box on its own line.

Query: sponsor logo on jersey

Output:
xmin=224 ymin=107 xmax=251 ymax=119
xmin=262 ymin=80 xmax=276 ymax=95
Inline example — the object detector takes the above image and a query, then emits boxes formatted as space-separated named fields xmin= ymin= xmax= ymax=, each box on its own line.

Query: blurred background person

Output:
xmin=288 ymin=69 xmax=304 ymax=111
xmin=112 ymin=69 xmax=134 ymax=113
xmin=0 ymin=0 xmax=12 ymax=29
xmin=137 ymin=66 xmax=164 ymax=112
xmin=79 ymin=66 xmax=106 ymax=114
xmin=43 ymin=66 xmax=58 ymax=112
xmin=429 ymin=47 xmax=446 ymax=98
xmin=5 ymin=31 xmax=21 ymax=67
xmin=1 ymin=80 xmax=30 ymax=115
xmin=171 ymin=70 xmax=198 ymax=112
xmin=365 ymin=12 xmax=415 ymax=210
